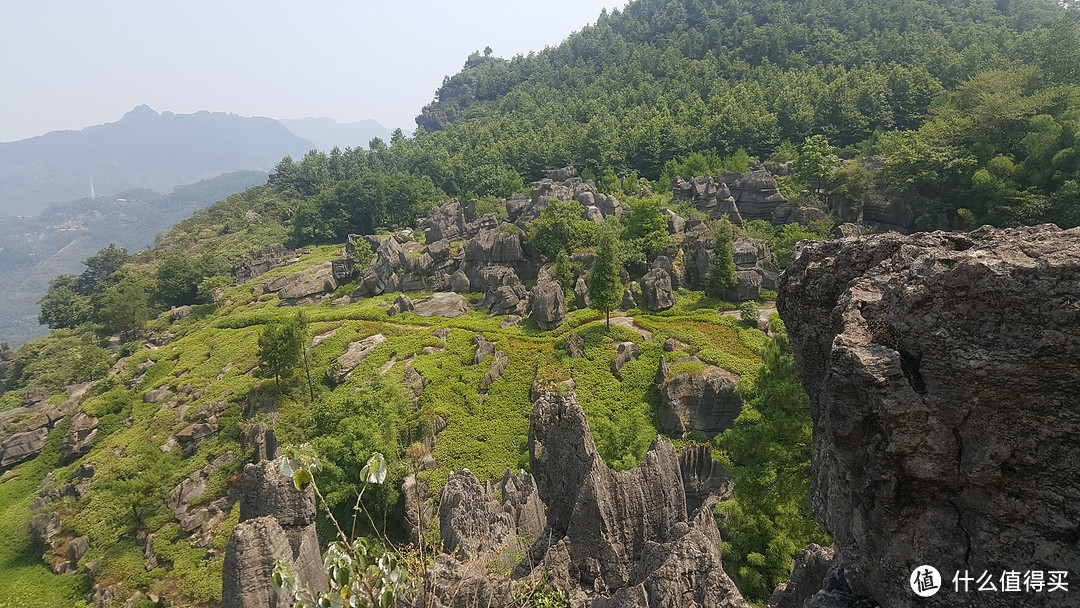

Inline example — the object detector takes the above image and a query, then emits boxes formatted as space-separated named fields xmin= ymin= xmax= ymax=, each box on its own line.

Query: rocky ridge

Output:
xmin=778 ymin=224 xmax=1080 ymax=608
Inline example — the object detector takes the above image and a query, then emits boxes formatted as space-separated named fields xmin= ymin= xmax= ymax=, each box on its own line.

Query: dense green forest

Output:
xmin=272 ymin=0 xmax=1080 ymax=233
xmin=3 ymin=1 xmax=1079 ymax=607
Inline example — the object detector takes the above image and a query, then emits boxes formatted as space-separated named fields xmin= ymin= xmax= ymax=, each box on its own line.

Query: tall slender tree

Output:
xmin=706 ymin=218 xmax=737 ymax=298
xmin=587 ymin=224 xmax=623 ymax=328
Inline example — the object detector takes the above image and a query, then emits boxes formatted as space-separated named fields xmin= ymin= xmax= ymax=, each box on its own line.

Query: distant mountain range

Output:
xmin=279 ymin=117 xmax=397 ymax=152
xmin=0 ymin=170 xmax=268 ymax=346
xmin=0 ymin=105 xmax=311 ymax=215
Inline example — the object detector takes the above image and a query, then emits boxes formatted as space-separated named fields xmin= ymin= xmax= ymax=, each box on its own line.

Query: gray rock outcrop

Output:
xmin=610 ymin=342 xmax=639 ymax=379
xmin=656 ymin=357 xmax=742 ymax=438
xmin=528 ymin=280 xmax=566 ymax=330
xmin=479 ymin=351 xmax=509 ymax=393
xmin=520 ymin=392 xmax=750 ymax=607
xmin=640 ymin=267 xmax=675 ymax=311
xmin=768 ymin=544 xmax=836 ymax=608
xmin=778 ymin=225 xmax=1080 ymax=608
xmin=574 ymin=276 xmax=590 ymax=309
xmin=223 ymin=459 xmax=326 ymax=608
xmin=326 ymin=334 xmax=386 ymax=384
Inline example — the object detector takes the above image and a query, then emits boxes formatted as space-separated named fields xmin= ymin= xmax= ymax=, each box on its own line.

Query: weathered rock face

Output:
xmin=640 ymin=267 xmax=675 ymax=311
xmin=768 ymin=544 xmax=836 ymax=608
xmin=259 ymin=262 xmax=337 ymax=304
xmin=528 ymin=280 xmax=566 ymax=330
xmin=232 ymin=244 xmax=308 ymax=284
xmin=672 ymin=175 xmax=743 ymax=224
xmin=0 ymin=383 xmax=89 ymax=470
xmin=778 ymin=225 xmax=1080 ymax=608
xmin=464 ymin=229 xmax=524 ymax=263
xmin=574 ymin=276 xmax=591 ymax=308
xmin=478 ymin=351 xmax=509 ymax=393
xmin=326 ymin=334 xmax=386 ymax=384
xmin=610 ymin=341 xmax=639 ymax=378
xmin=861 ymin=196 xmax=913 ymax=234
xmin=656 ymin=357 xmax=742 ymax=438
xmin=723 ymin=169 xmax=787 ymax=222
xmin=411 ymin=292 xmax=470 ymax=318
xmin=223 ymin=460 xmax=326 ymax=608
xmin=521 ymin=392 xmax=749 ymax=607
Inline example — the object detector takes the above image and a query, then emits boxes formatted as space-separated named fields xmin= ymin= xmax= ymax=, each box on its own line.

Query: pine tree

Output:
xmin=256 ymin=317 xmax=304 ymax=389
xmin=587 ymin=225 xmax=623 ymax=328
xmin=706 ymin=218 xmax=737 ymax=297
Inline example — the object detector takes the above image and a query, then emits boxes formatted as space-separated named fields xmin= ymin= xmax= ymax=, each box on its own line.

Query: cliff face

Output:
xmin=778 ymin=225 xmax=1080 ymax=607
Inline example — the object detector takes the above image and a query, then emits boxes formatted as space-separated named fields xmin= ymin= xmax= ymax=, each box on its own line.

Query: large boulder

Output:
xmin=260 ymin=262 xmax=337 ymax=303
xmin=326 ymin=334 xmax=386 ymax=384
xmin=520 ymin=392 xmax=750 ymax=607
xmin=723 ymin=169 xmax=787 ymax=222
xmin=656 ymin=357 xmax=742 ymax=438
xmin=478 ymin=351 xmax=509 ymax=393
xmin=640 ymin=267 xmax=675 ymax=311
xmin=610 ymin=342 xmax=639 ymax=379
xmin=574 ymin=276 xmax=590 ymax=309
xmin=411 ymin=292 xmax=470 ymax=318
xmin=778 ymin=225 xmax=1080 ymax=608
xmin=528 ymin=280 xmax=566 ymax=330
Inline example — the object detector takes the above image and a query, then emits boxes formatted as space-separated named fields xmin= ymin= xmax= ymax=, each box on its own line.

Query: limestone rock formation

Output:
xmin=326 ymin=334 xmax=386 ymax=384
xmin=768 ymin=544 xmax=836 ymax=608
xmin=259 ymin=262 xmax=337 ymax=304
xmin=574 ymin=276 xmax=590 ymax=308
xmin=640 ymin=267 xmax=675 ymax=311
xmin=723 ymin=169 xmax=786 ymax=222
xmin=610 ymin=341 xmax=639 ymax=378
xmin=561 ymin=332 xmax=586 ymax=359
xmin=223 ymin=460 xmax=326 ymax=608
xmin=672 ymin=175 xmax=744 ymax=224
xmin=656 ymin=356 xmax=742 ymax=438
xmin=472 ymin=334 xmax=496 ymax=365
xmin=0 ymin=383 xmax=88 ymax=470
xmin=520 ymin=392 xmax=750 ymax=607
xmin=232 ymin=244 xmax=308 ymax=284
xmin=528 ymin=280 xmax=566 ymax=330
xmin=778 ymin=225 xmax=1080 ymax=608
xmin=387 ymin=293 xmax=414 ymax=316
xmin=479 ymin=351 xmax=509 ymax=393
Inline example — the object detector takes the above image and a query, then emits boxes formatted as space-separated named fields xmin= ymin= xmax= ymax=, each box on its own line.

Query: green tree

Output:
xmin=155 ymin=253 xmax=227 ymax=307
xmin=38 ymin=275 xmax=92 ymax=329
xmin=527 ymin=199 xmax=594 ymax=259
xmin=587 ymin=224 xmax=623 ymax=328
xmin=92 ymin=273 xmax=153 ymax=334
xmin=706 ymin=219 xmax=737 ymax=297
xmin=256 ymin=317 xmax=305 ymax=389
xmin=716 ymin=321 xmax=829 ymax=602
xmin=793 ymin=135 xmax=835 ymax=203
xmin=77 ymin=244 xmax=131 ymax=294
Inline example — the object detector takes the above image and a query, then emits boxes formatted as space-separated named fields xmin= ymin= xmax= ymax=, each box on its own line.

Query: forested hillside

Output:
xmin=0 ymin=1 xmax=1078 ymax=608
xmin=277 ymin=0 xmax=1079 ymax=232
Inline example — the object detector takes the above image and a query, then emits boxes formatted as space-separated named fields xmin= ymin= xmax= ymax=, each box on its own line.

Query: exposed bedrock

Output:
xmin=222 ymin=460 xmax=326 ymax=608
xmin=777 ymin=224 xmax=1080 ymax=608
xmin=519 ymin=392 xmax=749 ymax=607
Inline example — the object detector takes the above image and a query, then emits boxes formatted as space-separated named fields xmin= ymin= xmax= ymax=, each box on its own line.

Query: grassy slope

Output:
xmin=0 ymin=244 xmax=768 ymax=607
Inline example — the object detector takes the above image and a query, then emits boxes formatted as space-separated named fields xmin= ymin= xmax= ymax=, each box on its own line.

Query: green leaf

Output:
xmin=363 ymin=452 xmax=387 ymax=485
xmin=293 ymin=468 xmax=314 ymax=490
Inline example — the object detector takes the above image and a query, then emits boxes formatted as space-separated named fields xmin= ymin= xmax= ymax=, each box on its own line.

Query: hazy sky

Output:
xmin=0 ymin=1 xmax=622 ymax=142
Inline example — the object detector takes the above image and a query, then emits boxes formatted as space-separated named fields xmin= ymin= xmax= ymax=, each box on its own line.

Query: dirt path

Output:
xmin=608 ymin=316 xmax=653 ymax=341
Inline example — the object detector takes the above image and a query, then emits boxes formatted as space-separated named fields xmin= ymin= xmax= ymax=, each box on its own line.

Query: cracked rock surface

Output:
xmin=778 ymin=225 xmax=1080 ymax=608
